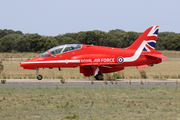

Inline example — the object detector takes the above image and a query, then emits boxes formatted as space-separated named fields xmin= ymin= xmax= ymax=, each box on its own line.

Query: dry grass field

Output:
xmin=1 ymin=60 xmax=180 ymax=79
xmin=160 ymin=50 xmax=180 ymax=58
xmin=0 ymin=61 xmax=85 ymax=79
xmin=0 ymin=52 xmax=40 ymax=59
xmin=0 ymin=51 xmax=180 ymax=79
xmin=0 ymin=87 xmax=180 ymax=119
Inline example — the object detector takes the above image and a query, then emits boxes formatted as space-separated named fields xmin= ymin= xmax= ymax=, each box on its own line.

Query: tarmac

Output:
xmin=0 ymin=79 xmax=180 ymax=89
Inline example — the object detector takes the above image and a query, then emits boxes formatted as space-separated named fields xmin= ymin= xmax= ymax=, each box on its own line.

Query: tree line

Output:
xmin=0 ymin=29 xmax=180 ymax=52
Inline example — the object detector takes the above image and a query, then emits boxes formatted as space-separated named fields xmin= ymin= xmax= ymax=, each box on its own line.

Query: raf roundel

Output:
xmin=117 ymin=57 xmax=124 ymax=63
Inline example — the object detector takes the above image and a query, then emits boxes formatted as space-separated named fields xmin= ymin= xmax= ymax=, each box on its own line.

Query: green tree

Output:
xmin=0 ymin=29 xmax=23 ymax=39
xmin=0 ymin=34 xmax=21 ymax=52
xmin=76 ymin=30 xmax=120 ymax=47
xmin=78 ymin=31 xmax=99 ymax=45
xmin=12 ymin=34 xmax=31 ymax=52
xmin=156 ymin=37 xmax=164 ymax=50
xmin=41 ymin=36 xmax=59 ymax=52
xmin=55 ymin=35 xmax=78 ymax=45
xmin=27 ymin=34 xmax=43 ymax=52
xmin=108 ymin=30 xmax=128 ymax=48
xmin=163 ymin=35 xmax=180 ymax=50
xmin=124 ymin=32 xmax=140 ymax=48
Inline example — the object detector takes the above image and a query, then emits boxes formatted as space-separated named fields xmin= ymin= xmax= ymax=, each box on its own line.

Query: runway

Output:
xmin=0 ymin=79 xmax=180 ymax=88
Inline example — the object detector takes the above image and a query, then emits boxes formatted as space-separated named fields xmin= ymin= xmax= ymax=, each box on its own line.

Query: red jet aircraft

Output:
xmin=20 ymin=26 xmax=168 ymax=80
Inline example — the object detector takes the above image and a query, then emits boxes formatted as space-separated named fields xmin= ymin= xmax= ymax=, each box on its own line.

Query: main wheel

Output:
xmin=37 ymin=75 xmax=43 ymax=80
xmin=95 ymin=73 xmax=103 ymax=80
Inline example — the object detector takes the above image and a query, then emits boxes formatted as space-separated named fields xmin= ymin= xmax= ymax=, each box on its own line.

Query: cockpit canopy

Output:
xmin=40 ymin=44 xmax=82 ymax=57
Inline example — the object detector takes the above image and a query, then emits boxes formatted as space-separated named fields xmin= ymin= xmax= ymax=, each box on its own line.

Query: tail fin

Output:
xmin=128 ymin=26 xmax=159 ymax=51
xmin=124 ymin=26 xmax=168 ymax=60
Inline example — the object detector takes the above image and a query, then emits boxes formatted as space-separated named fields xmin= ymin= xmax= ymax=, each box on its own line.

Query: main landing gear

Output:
xmin=95 ymin=73 xmax=103 ymax=80
xmin=36 ymin=68 xmax=43 ymax=80
xmin=93 ymin=66 xmax=103 ymax=80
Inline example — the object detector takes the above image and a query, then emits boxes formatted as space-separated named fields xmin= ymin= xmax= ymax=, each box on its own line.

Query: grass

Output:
xmin=139 ymin=70 xmax=147 ymax=79
xmin=59 ymin=76 xmax=66 ymax=84
xmin=1 ymin=79 xmax=6 ymax=84
xmin=0 ymin=87 xmax=180 ymax=119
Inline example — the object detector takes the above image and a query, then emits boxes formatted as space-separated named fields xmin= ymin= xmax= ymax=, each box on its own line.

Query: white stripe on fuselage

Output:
xmin=24 ymin=60 xmax=80 ymax=64
xmin=124 ymin=41 xmax=147 ymax=62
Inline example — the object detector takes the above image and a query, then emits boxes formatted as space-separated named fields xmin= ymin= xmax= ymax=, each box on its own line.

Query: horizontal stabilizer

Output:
xmin=145 ymin=53 xmax=168 ymax=59
xmin=136 ymin=65 xmax=147 ymax=69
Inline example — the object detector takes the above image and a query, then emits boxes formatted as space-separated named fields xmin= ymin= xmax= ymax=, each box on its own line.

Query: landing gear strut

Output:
xmin=95 ymin=73 xmax=103 ymax=80
xmin=36 ymin=68 xmax=43 ymax=80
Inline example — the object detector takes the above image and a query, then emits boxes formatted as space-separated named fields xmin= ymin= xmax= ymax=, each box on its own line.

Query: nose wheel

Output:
xmin=37 ymin=75 xmax=43 ymax=80
xmin=36 ymin=68 xmax=43 ymax=80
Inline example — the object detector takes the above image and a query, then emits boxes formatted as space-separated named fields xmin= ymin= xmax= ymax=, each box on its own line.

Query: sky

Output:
xmin=1 ymin=0 xmax=180 ymax=36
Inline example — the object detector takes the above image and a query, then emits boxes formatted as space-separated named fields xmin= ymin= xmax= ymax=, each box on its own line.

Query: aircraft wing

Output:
xmin=145 ymin=53 xmax=168 ymax=59
xmin=80 ymin=62 xmax=124 ymax=75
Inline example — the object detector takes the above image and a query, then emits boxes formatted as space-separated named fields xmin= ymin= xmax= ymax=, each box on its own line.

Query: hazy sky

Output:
xmin=1 ymin=0 xmax=180 ymax=36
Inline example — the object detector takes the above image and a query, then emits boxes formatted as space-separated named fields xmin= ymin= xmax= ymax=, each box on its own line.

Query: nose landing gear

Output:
xmin=37 ymin=75 xmax=43 ymax=80
xmin=36 ymin=68 xmax=43 ymax=80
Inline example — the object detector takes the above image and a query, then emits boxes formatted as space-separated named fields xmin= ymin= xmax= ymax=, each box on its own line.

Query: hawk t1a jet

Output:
xmin=20 ymin=26 xmax=168 ymax=80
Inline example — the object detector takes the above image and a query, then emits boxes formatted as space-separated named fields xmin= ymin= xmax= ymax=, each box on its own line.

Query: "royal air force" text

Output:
xmin=81 ymin=58 xmax=115 ymax=63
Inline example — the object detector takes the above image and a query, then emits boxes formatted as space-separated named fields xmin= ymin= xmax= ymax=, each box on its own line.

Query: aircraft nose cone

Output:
xmin=20 ymin=62 xmax=26 ymax=67
xmin=20 ymin=62 xmax=23 ymax=67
